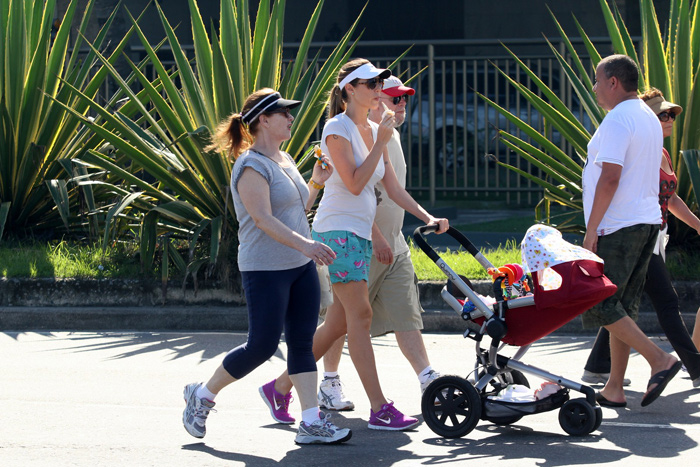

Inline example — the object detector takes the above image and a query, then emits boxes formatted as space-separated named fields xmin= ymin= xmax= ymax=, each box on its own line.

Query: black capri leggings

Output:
xmin=223 ymin=260 xmax=320 ymax=379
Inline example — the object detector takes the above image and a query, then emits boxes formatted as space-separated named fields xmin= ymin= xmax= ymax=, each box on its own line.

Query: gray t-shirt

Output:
xmin=231 ymin=150 xmax=310 ymax=271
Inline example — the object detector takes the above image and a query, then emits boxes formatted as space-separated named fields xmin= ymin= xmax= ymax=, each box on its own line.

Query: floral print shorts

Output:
xmin=311 ymin=229 xmax=372 ymax=284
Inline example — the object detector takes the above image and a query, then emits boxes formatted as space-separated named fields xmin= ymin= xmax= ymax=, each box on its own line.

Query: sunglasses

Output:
xmin=267 ymin=107 xmax=292 ymax=118
xmin=356 ymin=77 xmax=384 ymax=90
xmin=658 ymin=111 xmax=676 ymax=122
xmin=384 ymin=94 xmax=409 ymax=105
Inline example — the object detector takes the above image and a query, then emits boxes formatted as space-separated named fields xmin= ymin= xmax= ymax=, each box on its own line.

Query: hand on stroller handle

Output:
xmin=426 ymin=217 xmax=450 ymax=234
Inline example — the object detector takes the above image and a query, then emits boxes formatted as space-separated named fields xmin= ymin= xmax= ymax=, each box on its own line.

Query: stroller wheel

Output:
xmin=421 ymin=375 xmax=481 ymax=438
xmin=481 ymin=370 xmax=529 ymax=426
xmin=558 ymin=398 xmax=597 ymax=436
xmin=592 ymin=405 xmax=603 ymax=431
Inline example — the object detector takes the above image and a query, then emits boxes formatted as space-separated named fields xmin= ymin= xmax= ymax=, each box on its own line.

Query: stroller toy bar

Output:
xmin=487 ymin=263 xmax=531 ymax=300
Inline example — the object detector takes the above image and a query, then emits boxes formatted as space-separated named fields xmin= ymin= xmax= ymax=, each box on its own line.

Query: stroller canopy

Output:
xmin=521 ymin=224 xmax=603 ymax=273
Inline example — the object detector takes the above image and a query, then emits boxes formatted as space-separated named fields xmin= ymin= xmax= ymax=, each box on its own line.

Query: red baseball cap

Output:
xmin=382 ymin=76 xmax=415 ymax=97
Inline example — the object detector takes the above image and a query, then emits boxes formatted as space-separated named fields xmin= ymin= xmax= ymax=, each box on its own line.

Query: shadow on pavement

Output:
xmin=423 ymin=428 xmax=630 ymax=466
xmin=182 ymin=416 xmax=419 ymax=465
xmin=1 ymin=331 xmax=286 ymax=364
xmin=1 ymin=331 xmax=600 ymax=365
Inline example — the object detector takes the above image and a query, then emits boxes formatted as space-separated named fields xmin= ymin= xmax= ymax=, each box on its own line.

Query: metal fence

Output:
xmin=123 ymin=37 xmax=611 ymax=206
xmin=283 ymin=38 xmax=609 ymax=206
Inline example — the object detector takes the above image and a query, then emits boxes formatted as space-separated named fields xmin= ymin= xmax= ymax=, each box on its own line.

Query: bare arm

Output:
xmin=372 ymin=222 xmax=393 ymax=265
xmin=583 ymin=162 xmax=621 ymax=253
xmin=379 ymin=157 xmax=449 ymax=233
xmin=668 ymin=193 xmax=700 ymax=235
xmin=237 ymin=167 xmax=335 ymax=265
xmin=305 ymin=153 xmax=333 ymax=212
xmin=325 ymin=115 xmax=395 ymax=196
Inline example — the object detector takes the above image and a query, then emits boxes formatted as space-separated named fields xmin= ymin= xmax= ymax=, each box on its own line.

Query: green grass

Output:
xmin=0 ymin=240 xmax=142 ymax=279
xmin=1 ymin=237 xmax=699 ymax=282
xmin=410 ymin=240 xmax=522 ymax=280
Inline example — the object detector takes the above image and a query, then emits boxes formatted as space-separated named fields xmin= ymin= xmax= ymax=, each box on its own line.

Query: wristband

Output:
xmin=309 ymin=179 xmax=324 ymax=190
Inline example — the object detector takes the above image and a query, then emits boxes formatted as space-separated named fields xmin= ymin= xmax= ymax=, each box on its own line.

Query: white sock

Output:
xmin=196 ymin=384 xmax=217 ymax=402
xmin=301 ymin=407 xmax=321 ymax=425
xmin=418 ymin=366 xmax=434 ymax=384
xmin=323 ymin=371 xmax=339 ymax=380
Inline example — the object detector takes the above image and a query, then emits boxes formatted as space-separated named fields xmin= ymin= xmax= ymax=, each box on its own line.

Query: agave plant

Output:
xmin=55 ymin=0 xmax=365 ymax=282
xmin=0 ymin=0 xmax=144 ymax=241
xmin=481 ymin=0 xmax=700 ymax=243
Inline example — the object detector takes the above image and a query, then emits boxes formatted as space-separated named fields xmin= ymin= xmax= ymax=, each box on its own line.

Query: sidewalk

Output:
xmin=2 ymin=331 xmax=699 ymax=467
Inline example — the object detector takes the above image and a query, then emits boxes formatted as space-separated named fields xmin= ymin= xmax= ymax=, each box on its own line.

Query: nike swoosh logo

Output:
xmin=274 ymin=398 xmax=282 ymax=410
xmin=376 ymin=417 xmax=392 ymax=424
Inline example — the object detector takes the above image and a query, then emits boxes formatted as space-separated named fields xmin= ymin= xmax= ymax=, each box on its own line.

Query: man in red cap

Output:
xmin=316 ymin=76 xmax=441 ymax=412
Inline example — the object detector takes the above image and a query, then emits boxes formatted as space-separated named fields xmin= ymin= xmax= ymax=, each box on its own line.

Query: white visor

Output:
xmin=338 ymin=63 xmax=392 ymax=90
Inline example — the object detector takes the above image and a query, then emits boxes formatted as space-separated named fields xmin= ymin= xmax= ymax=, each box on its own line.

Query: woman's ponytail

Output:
xmin=206 ymin=88 xmax=277 ymax=160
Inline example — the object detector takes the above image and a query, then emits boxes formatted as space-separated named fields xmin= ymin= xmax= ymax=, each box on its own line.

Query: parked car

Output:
xmin=406 ymin=64 xmax=591 ymax=172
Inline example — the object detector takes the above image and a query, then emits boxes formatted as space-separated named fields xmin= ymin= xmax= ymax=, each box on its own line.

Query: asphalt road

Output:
xmin=2 ymin=331 xmax=699 ymax=466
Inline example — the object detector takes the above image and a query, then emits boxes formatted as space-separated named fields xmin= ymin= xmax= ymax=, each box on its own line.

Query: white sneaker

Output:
xmin=318 ymin=376 xmax=355 ymax=411
xmin=182 ymin=382 xmax=216 ymax=438
xmin=295 ymin=412 xmax=352 ymax=444
xmin=420 ymin=370 xmax=441 ymax=393
xmin=581 ymin=370 xmax=631 ymax=387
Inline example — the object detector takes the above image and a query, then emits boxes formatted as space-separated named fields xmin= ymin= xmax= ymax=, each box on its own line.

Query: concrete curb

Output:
xmin=1 ymin=278 xmax=698 ymax=333
xmin=0 ymin=277 xmax=244 ymax=307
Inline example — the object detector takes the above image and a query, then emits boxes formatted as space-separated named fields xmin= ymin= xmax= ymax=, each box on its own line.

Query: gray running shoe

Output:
xmin=183 ymin=382 xmax=216 ymax=438
xmin=318 ymin=376 xmax=355 ymax=411
xmin=581 ymin=370 xmax=631 ymax=387
xmin=295 ymin=412 xmax=352 ymax=445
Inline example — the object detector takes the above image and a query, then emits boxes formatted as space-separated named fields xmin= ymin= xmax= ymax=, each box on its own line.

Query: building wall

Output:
xmin=54 ymin=0 xmax=672 ymax=50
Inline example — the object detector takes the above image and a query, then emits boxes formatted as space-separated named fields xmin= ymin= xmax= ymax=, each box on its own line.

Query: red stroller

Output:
xmin=413 ymin=224 xmax=617 ymax=437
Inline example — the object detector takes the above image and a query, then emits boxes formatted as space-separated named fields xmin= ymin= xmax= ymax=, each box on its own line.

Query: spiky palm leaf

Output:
xmin=62 ymin=0 xmax=364 ymax=276
xmin=0 ymin=0 xmax=143 ymax=240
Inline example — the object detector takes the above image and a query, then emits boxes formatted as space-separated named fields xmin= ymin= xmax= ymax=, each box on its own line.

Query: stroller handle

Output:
xmin=413 ymin=225 xmax=494 ymax=270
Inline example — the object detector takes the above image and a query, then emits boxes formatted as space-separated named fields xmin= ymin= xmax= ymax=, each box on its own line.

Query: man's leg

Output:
xmin=370 ymin=251 xmax=437 ymax=390
xmin=601 ymin=316 xmax=677 ymax=403
xmin=395 ymin=330 xmax=430 ymax=375
xmin=588 ymin=225 xmax=677 ymax=403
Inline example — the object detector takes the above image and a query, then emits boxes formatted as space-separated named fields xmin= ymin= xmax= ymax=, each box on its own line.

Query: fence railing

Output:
xmin=122 ymin=37 xmax=618 ymax=205
xmin=279 ymin=38 xmax=615 ymax=205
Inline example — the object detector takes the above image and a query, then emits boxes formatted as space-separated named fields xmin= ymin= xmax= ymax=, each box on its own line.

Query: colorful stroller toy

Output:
xmin=413 ymin=224 xmax=617 ymax=437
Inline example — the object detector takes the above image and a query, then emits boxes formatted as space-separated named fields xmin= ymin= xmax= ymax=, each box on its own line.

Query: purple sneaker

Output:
xmin=368 ymin=401 xmax=419 ymax=431
xmin=259 ymin=379 xmax=295 ymax=424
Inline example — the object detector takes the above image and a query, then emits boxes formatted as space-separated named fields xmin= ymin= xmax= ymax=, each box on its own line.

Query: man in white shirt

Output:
xmin=582 ymin=54 xmax=680 ymax=408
